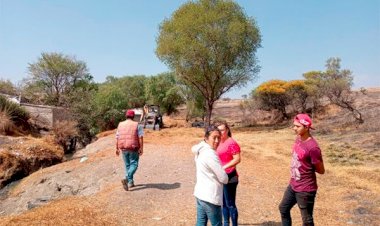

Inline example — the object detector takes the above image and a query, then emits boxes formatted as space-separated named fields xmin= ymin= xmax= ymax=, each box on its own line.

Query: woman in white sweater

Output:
xmin=192 ymin=125 xmax=228 ymax=226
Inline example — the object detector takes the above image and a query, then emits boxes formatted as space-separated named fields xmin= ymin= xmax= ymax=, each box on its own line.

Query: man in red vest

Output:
xmin=116 ymin=109 xmax=144 ymax=191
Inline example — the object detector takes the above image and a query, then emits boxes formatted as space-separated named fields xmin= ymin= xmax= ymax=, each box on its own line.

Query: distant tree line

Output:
xmin=0 ymin=53 xmax=187 ymax=147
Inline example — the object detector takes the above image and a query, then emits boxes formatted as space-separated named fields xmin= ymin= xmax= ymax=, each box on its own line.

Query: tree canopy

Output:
xmin=26 ymin=52 xmax=90 ymax=106
xmin=304 ymin=57 xmax=363 ymax=123
xmin=145 ymin=72 xmax=184 ymax=115
xmin=93 ymin=75 xmax=148 ymax=130
xmin=0 ymin=79 xmax=18 ymax=96
xmin=253 ymin=80 xmax=289 ymax=118
xmin=156 ymin=0 xmax=261 ymax=125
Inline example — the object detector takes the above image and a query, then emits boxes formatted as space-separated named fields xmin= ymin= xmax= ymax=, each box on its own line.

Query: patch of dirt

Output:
xmin=0 ymin=126 xmax=379 ymax=225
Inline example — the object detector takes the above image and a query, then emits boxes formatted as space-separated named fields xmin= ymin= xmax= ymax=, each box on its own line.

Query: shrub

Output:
xmin=0 ymin=110 xmax=14 ymax=134
xmin=51 ymin=120 xmax=78 ymax=154
xmin=0 ymin=95 xmax=30 ymax=135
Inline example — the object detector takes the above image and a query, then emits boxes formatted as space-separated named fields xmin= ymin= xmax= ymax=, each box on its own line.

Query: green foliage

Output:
xmin=156 ymin=0 xmax=261 ymax=125
xmin=253 ymin=79 xmax=313 ymax=118
xmin=304 ymin=57 xmax=363 ymax=123
xmin=145 ymin=72 xmax=184 ymax=115
xmin=65 ymin=75 xmax=98 ymax=145
xmin=20 ymin=80 xmax=46 ymax=105
xmin=26 ymin=52 xmax=90 ymax=106
xmin=0 ymin=79 xmax=18 ymax=96
xmin=253 ymin=80 xmax=289 ymax=118
xmin=284 ymin=80 xmax=309 ymax=113
xmin=180 ymin=84 xmax=206 ymax=121
xmin=0 ymin=95 xmax=30 ymax=134
xmin=93 ymin=75 xmax=148 ymax=130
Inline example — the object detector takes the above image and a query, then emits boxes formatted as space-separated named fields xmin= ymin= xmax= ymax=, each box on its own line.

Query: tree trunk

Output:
xmin=205 ymin=100 xmax=215 ymax=128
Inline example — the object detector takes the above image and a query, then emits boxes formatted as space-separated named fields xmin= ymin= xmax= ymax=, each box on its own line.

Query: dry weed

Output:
xmin=0 ymin=197 xmax=119 ymax=226
xmin=51 ymin=120 xmax=78 ymax=153
xmin=162 ymin=116 xmax=188 ymax=128
xmin=0 ymin=150 xmax=24 ymax=188
xmin=325 ymin=143 xmax=379 ymax=166
xmin=0 ymin=110 xmax=14 ymax=135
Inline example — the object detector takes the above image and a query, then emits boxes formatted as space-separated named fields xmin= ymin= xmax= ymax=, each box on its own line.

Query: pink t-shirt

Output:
xmin=216 ymin=137 xmax=241 ymax=174
xmin=290 ymin=136 xmax=323 ymax=192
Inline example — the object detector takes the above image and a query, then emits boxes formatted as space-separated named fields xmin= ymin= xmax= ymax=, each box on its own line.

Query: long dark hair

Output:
xmin=214 ymin=120 xmax=232 ymax=137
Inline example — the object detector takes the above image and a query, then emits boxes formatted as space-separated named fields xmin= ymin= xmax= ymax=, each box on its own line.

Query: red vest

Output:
xmin=117 ymin=120 xmax=140 ymax=150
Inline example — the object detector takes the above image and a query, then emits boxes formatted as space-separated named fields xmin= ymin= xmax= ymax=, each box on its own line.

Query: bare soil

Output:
xmin=0 ymin=125 xmax=379 ymax=225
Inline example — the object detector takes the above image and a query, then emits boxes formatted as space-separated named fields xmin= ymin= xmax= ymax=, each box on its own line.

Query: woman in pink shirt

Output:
xmin=215 ymin=121 xmax=241 ymax=226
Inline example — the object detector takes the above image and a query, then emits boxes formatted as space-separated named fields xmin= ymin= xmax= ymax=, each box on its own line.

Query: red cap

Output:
xmin=294 ymin=113 xmax=314 ymax=129
xmin=126 ymin=109 xmax=135 ymax=117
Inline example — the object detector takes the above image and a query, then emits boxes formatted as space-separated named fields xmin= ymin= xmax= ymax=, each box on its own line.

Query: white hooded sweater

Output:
xmin=192 ymin=141 xmax=228 ymax=206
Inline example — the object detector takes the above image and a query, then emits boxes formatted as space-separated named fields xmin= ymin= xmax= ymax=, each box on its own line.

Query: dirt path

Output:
xmin=0 ymin=128 xmax=379 ymax=225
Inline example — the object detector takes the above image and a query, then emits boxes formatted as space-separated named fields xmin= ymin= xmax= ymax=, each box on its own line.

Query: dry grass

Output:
xmin=0 ymin=110 xmax=14 ymax=135
xmin=96 ymin=129 xmax=116 ymax=138
xmin=162 ymin=116 xmax=189 ymax=128
xmin=51 ymin=120 xmax=78 ymax=153
xmin=1 ymin=127 xmax=379 ymax=225
xmin=0 ymin=197 xmax=119 ymax=226
xmin=325 ymin=143 xmax=380 ymax=166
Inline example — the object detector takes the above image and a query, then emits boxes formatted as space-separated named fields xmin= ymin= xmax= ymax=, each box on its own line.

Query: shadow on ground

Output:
xmin=130 ymin=182 xmax=181 ymax=191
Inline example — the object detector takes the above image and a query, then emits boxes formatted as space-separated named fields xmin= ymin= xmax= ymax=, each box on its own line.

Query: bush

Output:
xmin=0 ymin=110 xmax=14 ymax=134
xmin=0 ymin=95 xmax=30 ymax=135
xmin=51 ymin=120 xmax=78 ymax=154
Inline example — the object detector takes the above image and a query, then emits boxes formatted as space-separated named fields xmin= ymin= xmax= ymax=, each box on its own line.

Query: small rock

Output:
xmin=80 ymin=156 xmax=88 ymax=163
xmin=152 ymin=217 xmax=162 ymax=220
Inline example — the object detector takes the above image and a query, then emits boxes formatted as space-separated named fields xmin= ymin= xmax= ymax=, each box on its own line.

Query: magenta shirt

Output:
xmin=216 ymin=137 xmax=241 ymax=174
xmin=290 ymin=136 xmax=323 ymax=192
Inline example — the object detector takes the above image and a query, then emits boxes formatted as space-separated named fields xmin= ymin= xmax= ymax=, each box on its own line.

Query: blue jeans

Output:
xmin=196 ymin=198 xmax=222 ymax=226
xmin=121 ymin=150 xmax=139 ymax=184
xmin=222 ymin=182 xmax=238 ymax=226
xmin=279 ymin=185 xmax=316 ymax=226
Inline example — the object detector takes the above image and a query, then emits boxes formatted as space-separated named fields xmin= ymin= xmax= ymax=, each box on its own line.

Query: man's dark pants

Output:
xmin=279 ymin=185 xmax=316 ymax=226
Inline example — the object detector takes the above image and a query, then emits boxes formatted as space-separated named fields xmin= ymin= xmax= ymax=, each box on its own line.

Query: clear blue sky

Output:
xmin=1 ymin=0 xmax=379 ymax=98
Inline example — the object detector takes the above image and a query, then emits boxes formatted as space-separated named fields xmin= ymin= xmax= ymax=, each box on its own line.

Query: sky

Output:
xmin=0 ymin=0 xmax=379 ymax=98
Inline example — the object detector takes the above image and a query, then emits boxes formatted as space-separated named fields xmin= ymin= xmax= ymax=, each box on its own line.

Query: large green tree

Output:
xmin=156 ymin=0 xmax=261 ymax=125
xmin=179 ymin=84 xmax=206 ymax=121
xmin=66 ymin=75 xmax=98 ymax=145
xmin=93 ymin=75 xmax=147 ymax=130
xmin=26 ymin=52 xmax=90 ymax=106
xmin=145 ymin=72 xmax=184 ymax=115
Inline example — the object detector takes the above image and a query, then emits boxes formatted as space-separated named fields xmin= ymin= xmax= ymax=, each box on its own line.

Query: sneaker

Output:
xmin=128 ymin=182 xmax=135 ymax=188
xmin=121 ymin=179 xmax=129 ymax=191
